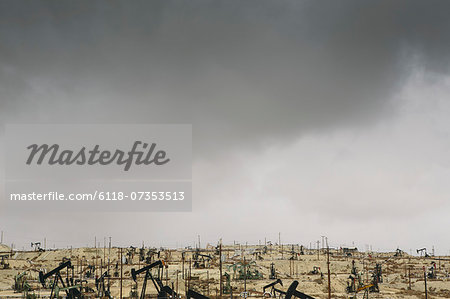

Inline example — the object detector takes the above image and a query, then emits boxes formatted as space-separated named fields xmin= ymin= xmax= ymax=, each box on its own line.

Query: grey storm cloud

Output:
xmin=2 ymin=1 xmax=450 ymax=250
xmin=1 ymin=0 xmax=450 ymax=154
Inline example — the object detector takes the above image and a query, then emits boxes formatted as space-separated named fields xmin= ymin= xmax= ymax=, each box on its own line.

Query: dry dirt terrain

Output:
xmin=0 ymin=243 xmax=449 ymax=298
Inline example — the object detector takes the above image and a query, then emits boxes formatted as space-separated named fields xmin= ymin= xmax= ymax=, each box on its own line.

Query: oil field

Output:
xmin=0 ymin=241 xmax=449 ymax=299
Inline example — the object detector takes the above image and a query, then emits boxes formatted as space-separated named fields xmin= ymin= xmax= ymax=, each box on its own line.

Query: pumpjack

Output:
xmin=346 ymin=267 xmax=364 ymax=294
xmin=369 ymin=274 xmax=380 ymax=293
xmin=346 ymin=275 xmax=357 ymax=294
xmin=193 ymin=249 xmax=213 ymax=269
xmin=394 ymin=248 xmax=404 ymax=257
xmin=353 ymin=284 xmax=373 ymax=299
xmin=31 ymin=242 xmax=44 ymax=252
xmin=308 ymin=267 xmax=321 ymax=275
xmin=131 ymin=260 xmax=178 ymax=299
xmin=427 ymin=262 xmax=437 ymax=279
xmin=39 ymin=260 xmax=82 ymax=299
xmin=139 ymin=247 xmax=146 ymax=262
xmin=13 ymin=271 xmax=31 ymax=293
xmin=127 ymin=246 xmax=137 ymax=264
xmin=288 ymin=245 xmax=300 ymax=260
xmin=54 ymin=284 xmax=83 ymax=298
xmin=0 ymin=254 xmax=10 ymax=269
xmin=285 ymin=281 xmax=316 ymax=299
xmin=374 ymin=263 xmax=382 ymax=284
xmin=148 ymin=248 xmax=161 ymax=262
xmin=223 ymin=272 xmax=232 ymax=294
xmin=252 ymin=250 xmax=264 ymax=261
xmin=84 ymin=264 xmax=95 ymax=278
xmin=186 ymin=289 xmax=210 ymax=299
xmin=139 ymin=247 xmax=161 ymax=264
xmin=263 ymin=279 xmax=284 ymax=298
xmin=228 ymin=261 xmax=263 ymax=280
xmin=347 ymin=263 xmax=382 ymax=295
xmin=95 ymin=271 xmax=111 ymax=298
xmin=417 ymin=248 xmax=430 ymax=257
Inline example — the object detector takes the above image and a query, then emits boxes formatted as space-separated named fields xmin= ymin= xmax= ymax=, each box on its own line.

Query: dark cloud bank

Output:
xmin=1 ymin=0 xmax=449 ymax=151
xmin=1 ymin=1 xmax=450 ymax=250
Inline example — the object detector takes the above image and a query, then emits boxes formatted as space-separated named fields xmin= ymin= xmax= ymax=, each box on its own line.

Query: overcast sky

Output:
xmin=1 ymin=0 xmax=450 ymax=254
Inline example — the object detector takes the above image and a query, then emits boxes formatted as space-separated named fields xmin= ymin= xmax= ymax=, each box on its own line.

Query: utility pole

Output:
xmin=166 ymin=262 xmax=169 ymax=286
xmin=219 ymin=242 xmax=223 ymax=296
xmin=317 ymin=241 xmax=320 ymax=260
xmin=108 ymin=236 xmax=111 ymax=271
xmin=120 ymin=247 xmax=123 ymax=299
xmin=244 ymin=256 xmax=247 ymax=292
xmin=424 ymin=266 xmax=428 ymax=299
xmin=189 ymin=258 xmax=192 ymax=291
xmin=103 ymin=239 xmax=106 ymax=275
xmin=1 ymin=231 xmax=3 ymax=244
xmin=182 ymin=253 xmax=185 ymax=279
xmin=325 ymin=237 xmax=331 ymax=299
xmin=207 ymin=271 xmax=210 ymax=297
xmin=326 ymin=238 xmax=331 ymax=299
xmin=108 ymin=237 xmax=111 ymax=294
xmin=408 ymin=266 xmax=411 ymax=290
xmin=176 ymin=270 xmax=179 ymax=295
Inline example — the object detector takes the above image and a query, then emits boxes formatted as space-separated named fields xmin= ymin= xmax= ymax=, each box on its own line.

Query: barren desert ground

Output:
xmin=1 ymin=243 xmax=449 ymax=299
